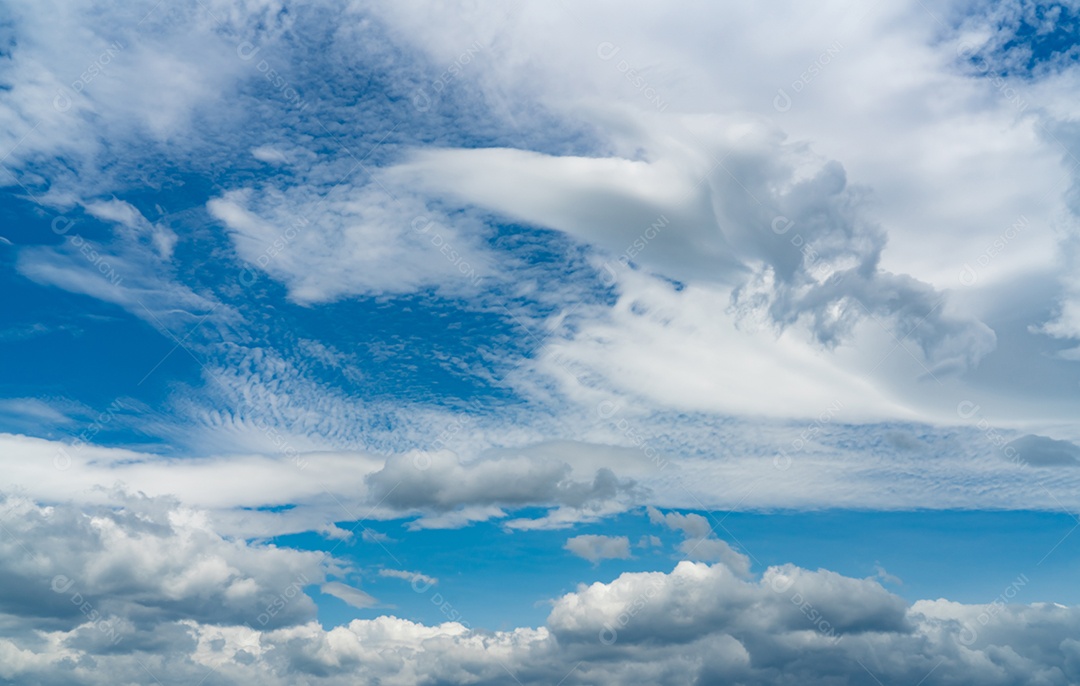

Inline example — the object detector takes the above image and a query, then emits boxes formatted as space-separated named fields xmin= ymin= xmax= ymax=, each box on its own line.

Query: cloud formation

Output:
xmin=647 ymin=507 xmax=751 ymax=576
xmin=0 ymin=493 xmax=326 ymax=635
xmin=564 ymin=534 xmax=632 ymax=563
xmin=1 ymin=2 xmax=1080 ymax=684
xmin=0 ymin=530 xmax=1075 ymax=686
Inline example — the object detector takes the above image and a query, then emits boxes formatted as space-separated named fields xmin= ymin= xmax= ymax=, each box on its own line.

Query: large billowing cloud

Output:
xmin=0 ymin=506 xmax=1073 ymax=686
xmin=0 ymin=493 xmax=327 ymax=636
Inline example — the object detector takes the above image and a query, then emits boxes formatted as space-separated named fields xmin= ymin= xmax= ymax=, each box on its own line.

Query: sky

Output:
xmin=1 ymin=0 xmax=1080 ymax=684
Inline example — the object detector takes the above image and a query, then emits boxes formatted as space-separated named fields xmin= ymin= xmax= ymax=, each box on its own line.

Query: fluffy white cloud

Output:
xmin=208 ymin=182 xmax=497 ymax=304
xmin=4 ymin=0 xmax=1077 ymax=446
xmin=0 ymin=493 xmax=327 ymax=634
xmin=366 ymin=450 xmax=644 ymax=529
xmin=386 ymin=126 xmax=998 ymax=379
xmin=0 ymin=541 xmax=1077 ymax=685
xmin=647 ymin=507 xmax=751 ymax=576
xmin=363 ymin=0 xmax=1080 ymax=433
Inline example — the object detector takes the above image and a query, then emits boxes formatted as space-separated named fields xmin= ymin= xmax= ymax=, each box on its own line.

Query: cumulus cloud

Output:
xmin=1006 ymin=434 xmax=1080 ymax=467
xmin=364 ymin=450 xmax=643 ymax=528
xmin=647 ymin=506 xmax=752 ymax=576
xmin=564 ymin=535 xmax=632 ymax=564
xmin=647 ymin=507 xmax=712 ymax=538
xmin=2 ymin=554 xmax=1078 ymax=685
xmin=0 ymin=492 xmax=327 ymax=634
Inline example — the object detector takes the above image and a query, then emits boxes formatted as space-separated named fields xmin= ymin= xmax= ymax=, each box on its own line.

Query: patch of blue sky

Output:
xmin=1 ymin=138 xmax=616 ymax=451
xmin=998 ymin=1 xmax=1080 ymax=75
xmin=279 ymin=508 xmax=1080 ymax=632
xmin=0 ymin=200 xmax=197 ymax=431
xmin=710 ymin=509 xmax=1080 ymax=605
xmin=957 ymin=1 xmax=1080 ymax=79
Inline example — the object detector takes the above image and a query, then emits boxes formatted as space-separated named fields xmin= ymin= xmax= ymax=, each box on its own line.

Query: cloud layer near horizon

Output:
xmin=0 ymin=493 xmax=1071 ymax=685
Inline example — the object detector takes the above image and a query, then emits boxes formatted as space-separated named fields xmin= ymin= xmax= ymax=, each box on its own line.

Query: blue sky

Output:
xmin=292 ymin=508 xmax=1080 ymax=632
xmin=2 ymin=1 xmax=1080 ymax=684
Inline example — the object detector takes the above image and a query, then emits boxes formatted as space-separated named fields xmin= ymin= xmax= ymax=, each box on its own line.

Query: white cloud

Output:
xmin=564 ymin=535 xmax=632 ymax=564
xmin=365 ymin=450 xmax=643 ymax=526
xmin=378 ymin=569 xmax=438 ymax=586
xmin=647 ymin=507 xmax=751 ymax=576
xmin=1 ymin=551 xmax=1077 ymax=685
xmin=251 ymin=146 xmax=291 ymax=165
xmin=364 ymin=0 xmax=1080 ymax=432
xmin=4 ymin=0 xmax=1076 ymax=442
xmin=2 ymin=3 xmax=1080 ymax=681
xmin=16 ymin=198 xmax=227 ymax=334
xmin=319 ymin=582 xmax=377 ymax=610
xmin=5 ymin=423 xmax=1080 ymax=540
xmin=637 ymin=535 xmax=662 ymax=548
xmin=647 ymin=507 xmax=712 ymax=538
xmin=208 ymin=181 xmax=496 ymax=304
xmin=0 ymin=432 xmax=651 ymax=537
xmin=386 ymin=132 xmax=999 ymax=377
xmin=0 ymin=492 xmax=326 ymax=632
